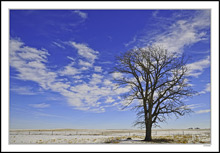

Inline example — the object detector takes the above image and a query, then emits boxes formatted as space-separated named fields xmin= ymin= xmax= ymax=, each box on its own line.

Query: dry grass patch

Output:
xmin=104 ymin=134 xmax=210 ymax=144
xmin=104 ymin=136 xmax=127 ymax=144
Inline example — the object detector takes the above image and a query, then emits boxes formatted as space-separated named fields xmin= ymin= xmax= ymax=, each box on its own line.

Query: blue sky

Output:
xmin=9 ymin=9 xmax=211 ymax=129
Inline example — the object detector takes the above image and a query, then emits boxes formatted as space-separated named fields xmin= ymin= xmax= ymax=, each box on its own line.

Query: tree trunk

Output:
xmin=144 ymin=121 xmax=152 ymax=141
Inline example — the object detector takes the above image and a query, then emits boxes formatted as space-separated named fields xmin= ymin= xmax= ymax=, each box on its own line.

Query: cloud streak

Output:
xmin=59 ymin=62 xmax=80 ymax=76
xmin=153 ymin=10 xmax=210 ymax=54
xmin=126 ymin=10 xmax=210 ymax=56
xmin=73 ymin=10 xmax=88 ymax=19
xmin=70 ymin=41 xmax=99 ymax=65
xmin=195 ymin=109 xmax=210 ymax=114
xmin=52 ymin=41 xmax=65 ymax=49
xmin=10 ymin=86 xmax=37 ymax=95
xmin=29 ymin=103 xmax=50 ymax=108
xmin=186 ymin=56 xmax=210 ymax=77
xmin=198 ymin=83 xmax=210 ymax=94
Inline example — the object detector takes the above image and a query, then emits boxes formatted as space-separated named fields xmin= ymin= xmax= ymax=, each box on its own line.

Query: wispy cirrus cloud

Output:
xmin=10 ymin=38 xmax=129 ymax=113
xmin=94 ymin=66 xmax=102 ymax=72
xmin=179 ymin=104 xmax=202 ymax=110
xmin=153 ymin=10 xmax=210 ymax=54
xmin=32 ymin=111 xmax=63 ymax=118
xmin=73 ymin=10 xmax=88 ymax=19
xmin=122 ymin=10 xmax=211 ymax=87
xmin=152 ymin=10 xmax=159 ymax=17
xmin=67 ymin=56 xmax=75 ymax=62
xmin=78 ymin=59 xmax=93 ymax=67
xmin=125 ymin=10 xmax=210 ymax=55
xmin=105 ymin=97 xmax=115 ymax=103
xmin=70 ymin=41 xmax=99 ymax=65
xmin=11 ymin=104 xmax=63 ymax=118
xmin=10 ymin=38 xmax=57 ymax=90
xmin=124 ymin=35 xmax=137 ymax=47
xmin=186 ymin=56 xmax=210 ymax=77
xmin=59 ymin=62 xmax=80 ymax=76
xmin=195 ymin=109 xmax=210 ymax=114
xmin=29 ymin=103 xmax=50 ymax=108
xmin=52 ymin=41 xmax=65 ymax=49
xmin=10 ymin=86 xmax=37 ymax=95
xmin=180 ymin=104 xmax=210 ymax=115
xmin=198 ymin=83 xmax=210 ymax=94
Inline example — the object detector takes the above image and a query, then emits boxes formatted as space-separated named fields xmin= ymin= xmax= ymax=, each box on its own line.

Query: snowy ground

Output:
xmin=9 ymin=129 xmax=211 ymax=144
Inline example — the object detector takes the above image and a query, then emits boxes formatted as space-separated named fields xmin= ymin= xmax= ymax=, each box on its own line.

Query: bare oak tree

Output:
xmin=113 ymin=46 xmax=195 ymax=141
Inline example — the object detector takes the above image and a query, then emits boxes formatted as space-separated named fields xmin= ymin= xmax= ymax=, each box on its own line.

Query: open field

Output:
xmin=9 ymin=129 xmax=211 ymax=144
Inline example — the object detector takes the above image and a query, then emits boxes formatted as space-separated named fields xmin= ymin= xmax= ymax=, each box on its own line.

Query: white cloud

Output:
xmin=70 ymin=83 xmax=90 ymax=94
xmin=10 ymin=38 xmax=24 ymax=52
xmin=10 ymin=39 xmax=99 ymax=111
xmin=32 ymin=111 xmax=62 ymax=118
xmin=73 ymin=10 xmax=88 ymax=19
xmin=103 ymin=79 xmax=112 ymax=86
xmin=10 ymin=39 xmax=56 ymax=90
xmin=75 ymin=106 xmax=90 ymax=111
xmin=52 ymin=41 xmax=65 ymax=49
xmin=179 ymin=104 xmax=210 ymax=114
xmin=94 ymin=66 xmax=102 ymax=72
xmin=27 ymin=61 xmax=45 ymax=69
xmin=61 ymin=10 xmax=210 ymax=112
xmin=186 ymin=56 xmax=210 ymax=77
xmin=10 ymin=39 xmax=75 ymax=108
xmin=112 ymin=72 xmax=123 ymax=79
xmin=89 ymin=74 xmax=104 ymax=85
xmin=61 ymin=75 xmax=129 ymax=112
xmin=67 ymin=56 xmax=75 ymax=62
xmin=90 ymin=107 xmax=105 ymax=113
xmin=99 ymin=61 xmax=113 ymax=64
xmin=195 ymin=109 xmax=210 ymax=114
xmin=62 ymin=91 xmax=84 ymax=107
xmin=80 ymin=67 xmax=89 ymax=71
xmin=29 ymin=103 xmax=50 ymax=108
xmin=205 ymin=83 xmax=211 ymax=92
xmin=179 ymin=104 xmax=201 ymax=110
xmin=128 ymin=10 xmax=210 ymax=56
xmin=105 ymin=97 xmax=115 ymax=103
xmin=198 ymin=83 xmax=211 ymax=94
xmin=67 ymin=72 xmax=131 ymax=111
xmin=115 ymin=86 xmax=131 ymax=94
xmin=154 ymin=10 xmax=210 ymax=54
xmin=49 ymin=82 xmax=70 ymax=92
xmin=59 ymin=62 xmax=80 ymax=76
xmin=124 ymin=35 xmax=137 ymax=47
xmin=70 ymin=41 xmax=99 ymax=64
xmin=78 ymin=59 xmax=93 ymax=67
xmin=10 ymin=86 xmax=37 ymax=95
xmin=68 ymin=84 xmax=102 ymax=109
xmin=73 ymin=75 xmax=82 ymax=79
xmin=152 ymin=10 xmax=159 ymax=17
xmin=10 ymin=39 xmax=131 ymax=113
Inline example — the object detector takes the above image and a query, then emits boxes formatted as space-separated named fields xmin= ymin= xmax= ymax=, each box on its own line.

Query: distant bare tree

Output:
xmin=114 ymin=46 xmax=196 ymax=141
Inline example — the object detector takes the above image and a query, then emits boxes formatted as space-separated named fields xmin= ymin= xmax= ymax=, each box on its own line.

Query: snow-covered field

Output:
xmin=9 ymin=129 xmax=211 ymax=144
